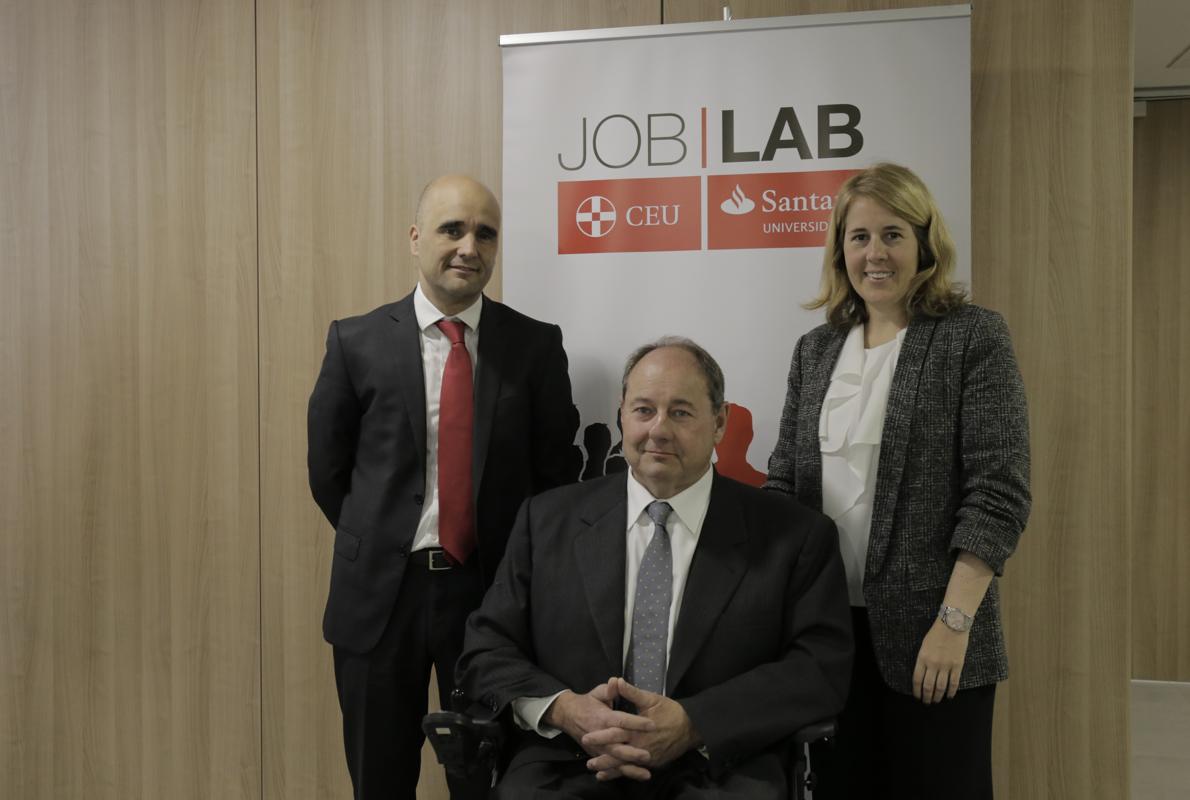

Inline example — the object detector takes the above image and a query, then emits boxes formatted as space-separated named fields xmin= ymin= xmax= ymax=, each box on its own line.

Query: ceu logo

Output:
xmin=720 ymin=184 xmax=755 ymax=215
xmin=576 ymin=195 xmax=617 ymax=237
xmin=557 ymin=176 xmax=700 ymax=254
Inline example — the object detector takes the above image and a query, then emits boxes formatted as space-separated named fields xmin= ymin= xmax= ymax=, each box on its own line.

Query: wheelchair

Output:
xmin=423 ymin=690 xmax=835 ymax=799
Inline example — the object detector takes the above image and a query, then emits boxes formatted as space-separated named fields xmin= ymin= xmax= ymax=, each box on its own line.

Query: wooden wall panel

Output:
xmin=1 ymin=0 xmax=1140 ymax=798
xmin=664 ymin=2 xmax=1134 ymax=799
xmin=665 ymin=0 xmax=952 ymax=19
xmin=0 ymin=1 xmax=260 ymax=799
xmin=970 ymin=1 xmax=1132 ymax=795
xmin=256 ymin=2 xmax=659 ymax=798
xmin=1132 ymin=99 xmax=1190 ymax=682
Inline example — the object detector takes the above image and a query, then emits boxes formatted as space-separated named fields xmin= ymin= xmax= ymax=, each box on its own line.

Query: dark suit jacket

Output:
xmin=456 ymin=471 xmax=853 ymax=777
xmin=307 ymin=292 xmax=581 ymax=654
xmin=766 ymin=304 xmax=1031 ymax=693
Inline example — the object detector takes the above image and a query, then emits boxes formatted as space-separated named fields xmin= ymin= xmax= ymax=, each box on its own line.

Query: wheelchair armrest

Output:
xmin=791 ymin=718 xmax=836 ymax=746
xmin=785 ymin=718 xmax=836 ymax=800
xmin=423 ymin=710 xmax=505 ymax=742
xmin=421 ymin=709 xmax=506 ymax=785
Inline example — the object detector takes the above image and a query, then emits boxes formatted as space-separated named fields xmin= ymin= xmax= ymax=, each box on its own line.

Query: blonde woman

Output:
xmin=766 ymin=163 xmax=1030 ymax=798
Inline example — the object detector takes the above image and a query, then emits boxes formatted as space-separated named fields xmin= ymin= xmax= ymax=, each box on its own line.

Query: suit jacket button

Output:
xmin=413 ymin=493 xmax=424 ymax=506
xmin=398 ymin=544 xmax=409 ymax=557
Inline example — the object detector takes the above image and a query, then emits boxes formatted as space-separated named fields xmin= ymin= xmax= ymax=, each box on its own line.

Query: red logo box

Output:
xmin=558 ymin=177 xmax=701 ymax=254
xmin=707 ymin=169 xmax=859 ymax=250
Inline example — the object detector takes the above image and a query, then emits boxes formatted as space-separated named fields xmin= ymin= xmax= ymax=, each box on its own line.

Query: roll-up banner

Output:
xmin=501 ymin=6 xmax=970 ymax=485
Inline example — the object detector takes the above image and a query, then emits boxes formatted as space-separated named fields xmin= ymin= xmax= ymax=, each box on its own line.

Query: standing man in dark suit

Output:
xmin=307 ymin=174 xmax=581 ymax=799
xmin=457 ymin=337 xmax=852 ymax=799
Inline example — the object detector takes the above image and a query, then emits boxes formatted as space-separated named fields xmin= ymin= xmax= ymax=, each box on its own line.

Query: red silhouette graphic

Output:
xmin=714 ymin=402 xmax=766 ymax=487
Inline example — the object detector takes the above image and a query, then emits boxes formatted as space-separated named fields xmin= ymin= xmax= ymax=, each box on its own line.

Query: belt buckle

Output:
xmin=428 ymin=549 xmax=453 ymax=571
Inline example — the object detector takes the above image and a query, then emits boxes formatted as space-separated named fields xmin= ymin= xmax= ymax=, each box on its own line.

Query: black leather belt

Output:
xmin=408 ymin=547 xmax=454 ymax=571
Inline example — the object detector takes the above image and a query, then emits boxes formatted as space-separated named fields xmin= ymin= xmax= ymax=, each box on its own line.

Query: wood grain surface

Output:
xmin=2 ymin=1 xmax=1141 ymax=798
xmin=1 ymin=0 xmax=260 ymax=798
xmin=1132 ymin=99 xmax=1190 ymax=684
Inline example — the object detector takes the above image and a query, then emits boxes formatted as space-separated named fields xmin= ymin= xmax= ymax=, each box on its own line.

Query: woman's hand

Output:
xmin=912 ymin=619 xmax=970 ymax=703
xmin=914 ymin=550 xmax=992 ymax=703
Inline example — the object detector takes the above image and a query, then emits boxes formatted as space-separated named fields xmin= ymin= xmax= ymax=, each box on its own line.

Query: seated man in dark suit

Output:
xmin=456 ymin=337 xmax=853 ymax=799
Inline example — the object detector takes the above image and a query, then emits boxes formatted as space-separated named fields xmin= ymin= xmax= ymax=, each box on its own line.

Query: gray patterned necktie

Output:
xmin=625 ymin=500 xmax=673 ymax=695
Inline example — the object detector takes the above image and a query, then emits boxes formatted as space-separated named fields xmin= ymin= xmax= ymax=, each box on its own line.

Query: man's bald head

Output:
xmin=409 ymin=175 xmax=502 ymax=316
xmin=414 ymin=175 xmax=500 ymax=229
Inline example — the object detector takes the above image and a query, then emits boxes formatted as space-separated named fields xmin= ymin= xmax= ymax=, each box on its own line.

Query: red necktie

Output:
xmin=436 ymin=319 xmax=475 ymax=564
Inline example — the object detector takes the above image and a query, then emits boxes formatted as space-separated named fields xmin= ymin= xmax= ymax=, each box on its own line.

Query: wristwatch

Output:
xmin=938 ymin=604 xmax=974 ymax=633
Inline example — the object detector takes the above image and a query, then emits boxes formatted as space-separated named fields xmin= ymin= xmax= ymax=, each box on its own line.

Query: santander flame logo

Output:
xmin=719 ymin=184 xmax=755 ymax=215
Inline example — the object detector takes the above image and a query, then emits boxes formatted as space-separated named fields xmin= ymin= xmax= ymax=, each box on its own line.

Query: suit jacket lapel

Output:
xmin=798 ymin=329 xmax=848 ymax=511
xmin=573 ymin=478 xmax=628 ymax=675
xmin=472 ymin=297 xmax=503 ymax=497
xmin=388 ymin=294 xmax=427 ymax=459
xmin=866 ymin=315 xmax=937 ymax=575
xmin=667 ymin=474 xmax=749 ymax=693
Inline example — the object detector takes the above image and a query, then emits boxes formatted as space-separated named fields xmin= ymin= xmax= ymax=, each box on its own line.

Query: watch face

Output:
xmin=943 ymin=608 xmax=969 ymax=631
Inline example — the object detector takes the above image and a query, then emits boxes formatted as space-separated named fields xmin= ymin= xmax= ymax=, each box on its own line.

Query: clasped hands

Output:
xmin=543 ymin=676 xmax=701 ymax=782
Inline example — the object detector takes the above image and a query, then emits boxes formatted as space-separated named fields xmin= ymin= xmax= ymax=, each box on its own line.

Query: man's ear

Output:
xmin=409 ymin=224 xmax=420 ymax=256
xmin=713 ymin=403 xmax=729 ymax=444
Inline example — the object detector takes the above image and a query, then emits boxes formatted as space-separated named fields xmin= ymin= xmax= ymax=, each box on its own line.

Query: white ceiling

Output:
xmin=1136 ymin=0 xmax=1190 ymax=98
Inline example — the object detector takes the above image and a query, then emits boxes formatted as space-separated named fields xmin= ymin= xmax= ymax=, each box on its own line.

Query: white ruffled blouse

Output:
xmin=819 ymin=324 xmax=905 ymax=606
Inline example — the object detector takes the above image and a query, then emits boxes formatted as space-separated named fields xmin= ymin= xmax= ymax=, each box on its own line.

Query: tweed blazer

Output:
xmin=766 ymin=303 xmax=1030 ymax=693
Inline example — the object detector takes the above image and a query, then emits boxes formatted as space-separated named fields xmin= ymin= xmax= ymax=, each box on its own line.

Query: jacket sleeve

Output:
xmin=529 ymin=324 xmax=582 ymax=491
xmin=456 ymin=496 xmax=571 ymax=714
xmin=949 ymin=309 xmax=1031 ymax=575
xmin=764 ymin=335 xmax=805 ymax=495
xmin=679 ymin=512 xmax=853 ymax=771
xmin=307 ymin=320 xmax=362 ymax=529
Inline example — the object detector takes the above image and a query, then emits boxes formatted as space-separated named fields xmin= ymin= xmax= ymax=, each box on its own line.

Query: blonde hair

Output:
xmin=807 ymin=163 xmax=967 ymax=327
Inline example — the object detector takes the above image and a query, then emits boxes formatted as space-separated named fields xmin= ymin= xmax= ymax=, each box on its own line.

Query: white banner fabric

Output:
xmin=501 ymin=7 xmax=970 ymax=486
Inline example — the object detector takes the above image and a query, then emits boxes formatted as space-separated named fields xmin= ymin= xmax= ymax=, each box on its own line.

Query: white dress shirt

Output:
xmin=410 ymin=283 xmax=482 ymax=553
xmin=512 ymin=466 xmax=714 ymax=737
xmin=818 ymin=324 xmax=904 ymax=606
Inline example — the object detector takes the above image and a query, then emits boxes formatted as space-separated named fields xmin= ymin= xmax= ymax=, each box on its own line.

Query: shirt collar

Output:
xmin=413 ymin=283 xmax=483 ymax=333
xmin=832 ymin=324 xmax=867 ymax=380
xmin=832 ymin=322 xmax=906 ymax=380
xmin=625 ymin=464 xmax=714 ymax=538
